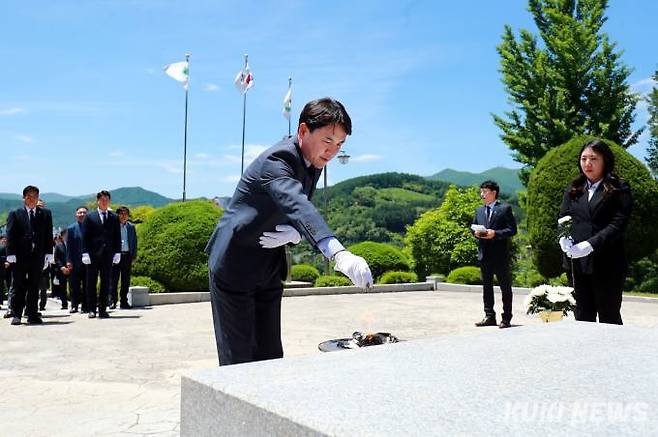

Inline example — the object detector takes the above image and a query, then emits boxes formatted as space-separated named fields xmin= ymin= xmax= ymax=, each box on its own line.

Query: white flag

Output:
xmin=164 ymin=61 xmax=189 ymax=90
xmin=282 ymin=88 xmax=292 ymax=120
xmin=234 ymin=62 xmax=254 ymax=94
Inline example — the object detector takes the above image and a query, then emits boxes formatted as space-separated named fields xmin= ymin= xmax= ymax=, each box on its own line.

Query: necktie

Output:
xmin=102 ymin=211 xmax=107 ymax=223
xmin=485 ymin=206 xmax=491 ymax=226
xmin=29 ymin=209 xmax=35 ymax=222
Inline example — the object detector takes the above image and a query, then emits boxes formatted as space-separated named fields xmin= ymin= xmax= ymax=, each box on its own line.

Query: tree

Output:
xmin=647 ymin=69 xmax=658 ymax=178
xmin=526 ymin=136 xmax=658 ymax=278
xmin=494 ymin=0 xmax=641 ymax=185
xmin=404 ymin=186 xmax=481 ymax=278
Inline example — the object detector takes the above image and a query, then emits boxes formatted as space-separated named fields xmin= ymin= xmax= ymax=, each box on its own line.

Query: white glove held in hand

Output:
xmin=43 ymin=254 xmax=53 ymax=270
xmin=113 ymin=253 xmax=121 ymax=264
xmin=559 ymin=237 xmax=573 ymax=254
xmin=82 ymin=253 xmax=91 ymax=265
xmin=568 ymin=241 xmax=593 ymax=259
xmin=6 ymin=255 xmax=16 ymax=263
xmin=259 ymin=224 xmax=302 ymax=249
xmin=333 ymin=251 xmax=374 ymax=289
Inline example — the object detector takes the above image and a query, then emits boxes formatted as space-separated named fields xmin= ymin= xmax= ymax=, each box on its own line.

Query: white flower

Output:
xmin=547 ymin=292 xmax=570 ymax=303
xmin=558 ymin=216 xmax=572 ymax=225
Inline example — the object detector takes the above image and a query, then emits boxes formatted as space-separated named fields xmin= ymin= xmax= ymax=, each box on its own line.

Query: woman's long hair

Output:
xmin=568 ymin=139 xmax=623 ymax=200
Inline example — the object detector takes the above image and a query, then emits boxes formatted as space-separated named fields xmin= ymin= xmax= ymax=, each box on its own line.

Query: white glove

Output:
xmin=470 ymin=224 xmax=486 ymax=233
xmin=333 ymin=251 xmax=374 ymax=289
xmin=43 ymin=254 xmax=53 ymax=270
xmin=112 ymin=253 xmax=121 ymax=264
xmin=568 ymin=241 xmax=593 ymax=259
xmin=559 ymin=237 xmax=573 ymax=254
xmin=259 ymin=224 xmax=302 ymax=249
xmin=82 ymin=253 xmax=91 ymax=265
xmin=6 ymin=255 xmax=16 ymax=263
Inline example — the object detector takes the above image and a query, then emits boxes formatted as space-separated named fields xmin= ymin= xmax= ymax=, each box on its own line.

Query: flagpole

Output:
xmin=287 ymin=76 xmax=292 ymax=137
xmin=182 ymin=53 xmax=190 ymax=202
xmin=241 ymin=54 xmax=248 ymax=174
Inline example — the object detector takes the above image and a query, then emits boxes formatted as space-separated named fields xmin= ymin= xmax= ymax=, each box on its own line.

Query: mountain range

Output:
xmin=0 ymin=168 xmax=522 ymax=228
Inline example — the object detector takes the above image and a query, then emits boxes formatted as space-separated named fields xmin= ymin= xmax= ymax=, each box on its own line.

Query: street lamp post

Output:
xmin=323 ymin=150 xmax=351 ymax=274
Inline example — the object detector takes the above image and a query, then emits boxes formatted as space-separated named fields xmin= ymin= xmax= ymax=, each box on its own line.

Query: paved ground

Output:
xmin=1 ymin=290 xmax=657 ymax=437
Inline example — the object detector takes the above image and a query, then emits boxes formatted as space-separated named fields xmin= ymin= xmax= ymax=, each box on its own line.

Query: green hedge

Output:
xmin=446 ymin=266 xmax=482 ymax=285
xmin=132 ymin=200 xmax=222 ymax=291
xmin=378 ymin=271 xmax=418 ymax=284
xmin=346 ymin=241 xmax=411 ymax=280
xmin=315 ymin=275 xmax=352 ymax=287
xmin=527 ymin=136 xmax=658 ymax=277
xmin=290 ymin=264 xmax=321 ymax=283
xmin=130 ymin=275 xmax=166 ymax=293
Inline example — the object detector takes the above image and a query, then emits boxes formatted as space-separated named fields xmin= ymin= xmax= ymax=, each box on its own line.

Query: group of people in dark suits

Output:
xmin=470 ymin=139 xmax=632 ymax=329
xmin=3 ymin=188 xmax=138 ymax=325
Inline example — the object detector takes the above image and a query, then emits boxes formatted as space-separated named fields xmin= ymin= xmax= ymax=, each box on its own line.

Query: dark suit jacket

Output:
xmin=53 ymin=241 xmax=68 ymax=283
xmin=81 ymin=209 xmax=121 ymax=262
xmin=472 ymin=201 xmax=517 ymax=266
xmin=206 ymin=136 xmax=334 ymax=290
xmin=6 ymin=206 xmax=53 ymax=262
xmin=120 ymin=221 xmax=138 ymax=259
xmin=66 ymin=222 xmax=84 ymax=267
xmin=559 ymin=180 xmax=632 ymax=275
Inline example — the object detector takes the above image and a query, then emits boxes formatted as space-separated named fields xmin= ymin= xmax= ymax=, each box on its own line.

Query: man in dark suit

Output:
xmin=471 ymin=180 xmax=517 ymax=329
xmin=81 ymin=190 xmax=121 ymax=319
xmin=5 ymin=185 xmax=54 ymax=325
xmin=206 ymin=97 xmax=373 ymax=366
xmin=111 ymin=206 xmax=137 ymax=309
xmin=52 ymin=230 xmax=70 ymax=309
xmin=66 ymin=206 xmax=88 ymax=313
xmin=0 ymin=235 xmax=7 ymax=309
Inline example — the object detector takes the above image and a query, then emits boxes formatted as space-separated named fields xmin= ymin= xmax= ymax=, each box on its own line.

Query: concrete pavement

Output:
xmin=1 ymin=291 xmax=657 ymax=436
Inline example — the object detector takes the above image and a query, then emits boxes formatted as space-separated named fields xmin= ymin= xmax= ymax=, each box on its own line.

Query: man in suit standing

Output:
xmin=81 ymin=191 xmax=121 ymax=319
xmin=111 ymin=206 xmax=137 ymax=309
xmin=471 ymin=180 xmax=517 ymax=329
xmin=52 ymin=230 xmax=70 ymax=309
xmin=66 ymin=206 xmax=88 ymax=313
xmin=0 ymin=235 xmax=7 ymax=309
xmin=206 ymin=97 xmax=374 ymax=366
xmin=5 ymin=185 xmax=54 ymax=325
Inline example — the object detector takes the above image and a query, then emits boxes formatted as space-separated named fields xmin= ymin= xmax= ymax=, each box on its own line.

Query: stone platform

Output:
xmin=181 ymin=322 xmax=658 ymax=436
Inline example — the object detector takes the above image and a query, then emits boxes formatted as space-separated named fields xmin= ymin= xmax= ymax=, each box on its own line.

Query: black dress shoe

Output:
xmin=109 ymin=302 xmax=117 ymax=310
xmin=69 ymin=307 xmax=78 ymax=314
xmin=98 ymin=312 xmax=110 ymax=319
xmin=475 ymin=317 xmax=497 ymax=327
xmin=88 ymin=312 xmax=97 ymax=319
xmin=120 ymin=303 xmax=132 ymax=310
xmin=61 ymin=304 xmax=68 ymax=310
xmin=11 ymin=316 xmax=21 ymax=325
xmin=27 ymin=316 xmax=43 ymax=325
xmin=4 ymin=310 xmax=14 ymax=319
xmin=499 ymin=320 xmax=512 ymax=329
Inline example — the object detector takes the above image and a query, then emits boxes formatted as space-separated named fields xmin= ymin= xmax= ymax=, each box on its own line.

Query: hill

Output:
xmin=427 ymin=167 xmax=523 ymax=195
xmin=0 ymin=187 xmax=176 ymax=228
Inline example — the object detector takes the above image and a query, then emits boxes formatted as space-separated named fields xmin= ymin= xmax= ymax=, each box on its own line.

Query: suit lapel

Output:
xmin=588 ymin=184 xmax=605 ymax=216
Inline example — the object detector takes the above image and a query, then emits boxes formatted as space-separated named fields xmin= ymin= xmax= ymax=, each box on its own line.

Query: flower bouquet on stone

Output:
xmin=524 ymin=284 xmax=576 ymax=321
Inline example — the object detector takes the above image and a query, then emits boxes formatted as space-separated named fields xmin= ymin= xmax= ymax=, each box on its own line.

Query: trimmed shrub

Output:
xmin=527 ymin=136 xmax=658 ymax=277
xmin=315 ymin=275 xmax=352 ymax=287
xmin=130 ymin=275 xmax=167 ymax=293
xmin=132 ymin=200 xmax=222 ymax=291
xmin=446 ymin=266 xmax=482 ymax=285
xmin=378 ymin=270 xmax=418 ymax=284
xmin=290 ymin=264 xmax=321 ymax=283
xmin=346 ymin=241 xmax=411 ymax=280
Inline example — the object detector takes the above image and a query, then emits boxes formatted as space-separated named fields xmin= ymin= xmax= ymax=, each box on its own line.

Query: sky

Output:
xmin=1 ymin=0 xmax=657 ymax=199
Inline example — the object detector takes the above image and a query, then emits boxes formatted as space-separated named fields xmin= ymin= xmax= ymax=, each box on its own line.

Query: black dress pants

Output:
xmin=86 ymin=255 xmax=113 ymax=314
xmin=11 ymin=253 xmax=42 ymax=318
xmin=573 ymin=268 xmax=624 ymax=325
xmin=69 ymin=265 xmax=87 ymax=310
xmin=480 ymin=261 xmax=513 ymax=322
xmin=111 ymin=252 xmax=132 ymax=306
xmin=209 ymin=275 xmax=284 ymax=366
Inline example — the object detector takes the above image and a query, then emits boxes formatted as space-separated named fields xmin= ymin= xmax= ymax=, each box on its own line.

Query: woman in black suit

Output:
xmin=558 ymin=139 xmax=632 ymax=324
